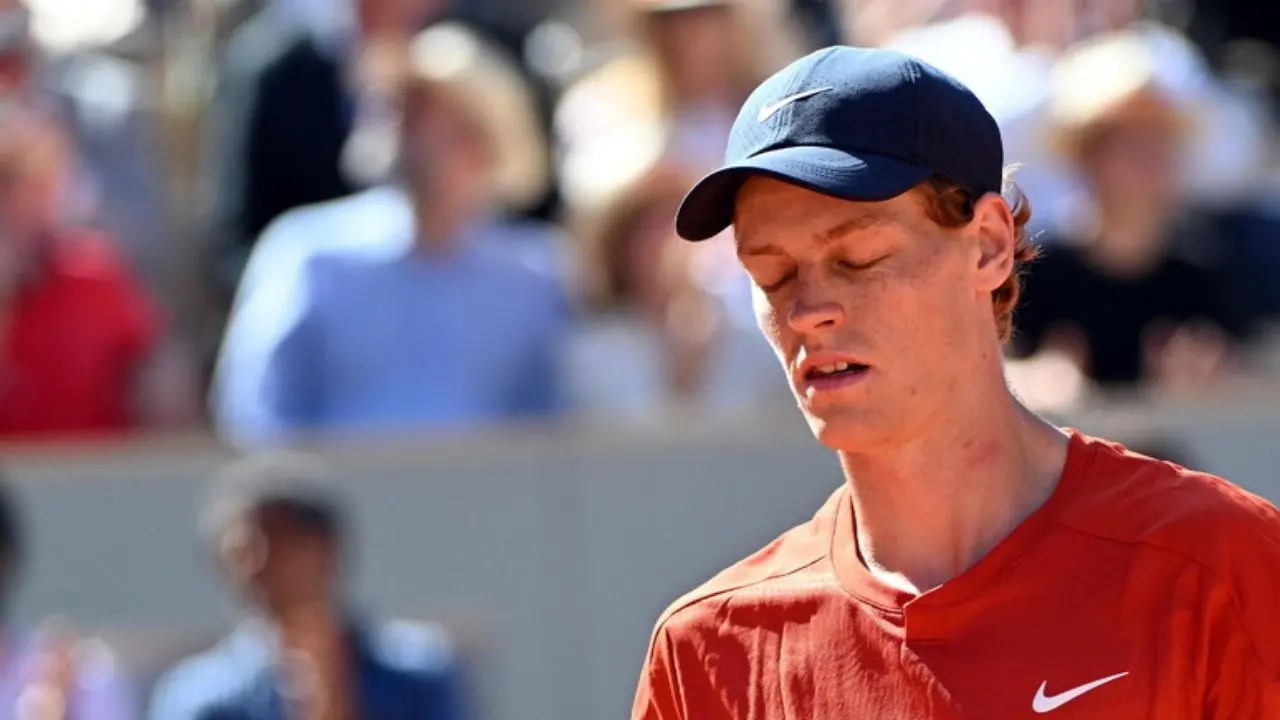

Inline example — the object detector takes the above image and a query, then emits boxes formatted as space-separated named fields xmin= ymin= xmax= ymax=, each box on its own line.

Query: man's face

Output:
xmin=0 ymin=119 xmax=66 ymax=289
xmin=219 ymin=505 xmax=338 ymax=616
xmin=1084 ymin=113 xmax=1181 ymax=216
xmin=401 ymin=86 xmax=492 ymax=218
xmin=734 ymin=176 xmax=1011 ymax=452
xmin=646 ymin=7 xmax=736 ymax=97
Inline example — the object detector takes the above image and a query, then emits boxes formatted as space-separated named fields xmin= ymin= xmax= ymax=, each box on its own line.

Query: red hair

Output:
xmin=916 ymin=169 xmax=1037 ymax=343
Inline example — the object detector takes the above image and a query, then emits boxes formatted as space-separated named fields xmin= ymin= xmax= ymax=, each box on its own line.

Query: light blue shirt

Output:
xmin=213 ymin=186 xmax=570 ymax=447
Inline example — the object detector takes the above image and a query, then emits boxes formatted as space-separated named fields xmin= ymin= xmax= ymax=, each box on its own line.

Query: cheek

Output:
xmin=752 ymin=287 xmax=788 ymax=355
xmin=870 ymin=260 xmax=971 ymax=345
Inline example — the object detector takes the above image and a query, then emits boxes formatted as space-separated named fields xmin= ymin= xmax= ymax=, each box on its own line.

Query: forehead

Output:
xmin=731 ymin=176 xmax=930 ymax=252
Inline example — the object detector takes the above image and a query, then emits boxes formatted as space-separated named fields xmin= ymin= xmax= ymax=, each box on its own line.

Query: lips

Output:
xmin=806 ymin=360 xmax=869 ymax=379
xmin=796 ymin=353 xmax=872 ymax=394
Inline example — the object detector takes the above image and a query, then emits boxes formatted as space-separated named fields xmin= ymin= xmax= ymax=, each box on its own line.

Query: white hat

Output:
xmin=1048 ymin=29 xmax=1192 ymax=141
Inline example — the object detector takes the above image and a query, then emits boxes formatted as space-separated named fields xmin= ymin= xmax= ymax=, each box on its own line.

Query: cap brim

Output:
xmin=674 ymin=145 xmax=933 ymax=241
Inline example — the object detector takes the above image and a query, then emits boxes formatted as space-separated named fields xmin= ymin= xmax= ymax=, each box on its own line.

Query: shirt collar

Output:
xmin=374 ymin=185 xmax=505 ymax=262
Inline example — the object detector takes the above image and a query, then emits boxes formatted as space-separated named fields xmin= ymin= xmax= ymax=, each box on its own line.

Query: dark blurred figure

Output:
xmin=1011 ymin=30 xmax=1251 ymax=393
xmin=0 ymin=104 xmax=197 ymax=438
xmin=0 ymin=478 xmax=135 ymax=717
xmin=631 ymin=0 xmax=796 ymax=173
xmin=203 ymin=0 xmax=447 ymax=301
xmin=149 ymin=452 xmax=469 ymax=720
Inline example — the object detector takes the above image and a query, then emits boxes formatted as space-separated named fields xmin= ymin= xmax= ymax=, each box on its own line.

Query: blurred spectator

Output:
xmin=212 ymin=21 xmax=567 ymax=447
xmin=0 ymin=0 xmax=176 ymax=300
xmin=0 ymin=105 xmax=196 ymax=438
xmin=1010 ymin=30 xmax=1250 ymax=395
xmin=556 ymin=0 xmax=805 ymax=369
xmin=556 ymin=0 xmax=801 ymax=188
xmin=202 ymin=0 xmax=447 ymax=300
xmin=877 ymin=3 xmax=1272 ymax=235
xmin=0 ymin=479 xmax=136 ymax=718
xmin=631 ymin=0 xmax=758 ymax=172
xmin=565 ymin=161 xmax=785 ymax=418
xmin=149 ymin=452 xmax=469 ymax=719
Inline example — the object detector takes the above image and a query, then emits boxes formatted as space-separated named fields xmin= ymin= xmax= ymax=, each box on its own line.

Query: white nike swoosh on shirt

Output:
xmin=1032 ymin=672 xmax=1129 ymax=713
xmin=756 ymin=87 xmax=835 ymax=122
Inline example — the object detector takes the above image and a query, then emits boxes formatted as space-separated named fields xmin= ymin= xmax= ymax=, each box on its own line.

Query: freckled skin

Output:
xmin=733 ymin=176 xmax=1015 ymax=455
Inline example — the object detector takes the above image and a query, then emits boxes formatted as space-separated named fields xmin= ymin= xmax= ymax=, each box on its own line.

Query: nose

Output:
xmin=786 ymin=274 xmax=845 ymax=334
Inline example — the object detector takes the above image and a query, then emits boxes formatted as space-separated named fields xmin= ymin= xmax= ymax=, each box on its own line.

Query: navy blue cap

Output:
xmin=675 ymin=46 xmax=1004 ymax=241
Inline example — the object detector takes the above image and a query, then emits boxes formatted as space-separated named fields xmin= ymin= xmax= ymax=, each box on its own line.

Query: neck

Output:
xmin=837 ymin=376 xmax=1069 ymax=595
xmin=413 ymin=200 xmax=466 ymax=253
xmin=270 ymin=600 xmax=342 ymax=643
xmin=270 ymin=603 xmax=354 ymax=720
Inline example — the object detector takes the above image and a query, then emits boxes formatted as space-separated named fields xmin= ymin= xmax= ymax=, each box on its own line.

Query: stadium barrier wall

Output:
xmin=4 ymin=385 xmax=1280 ymax=719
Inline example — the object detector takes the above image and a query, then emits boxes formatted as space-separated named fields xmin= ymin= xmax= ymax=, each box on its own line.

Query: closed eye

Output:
xmin=758 ymin=272 xmax=795 ymax=293
xmin=836 ymin=255 xmax=890 ymax=272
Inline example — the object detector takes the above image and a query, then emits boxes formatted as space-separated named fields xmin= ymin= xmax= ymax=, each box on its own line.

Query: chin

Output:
xmin=802 ymin=404 xmax=904 ymax=454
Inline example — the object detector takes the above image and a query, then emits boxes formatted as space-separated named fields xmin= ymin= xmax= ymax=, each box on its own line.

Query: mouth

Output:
xmin=799 ymin=358 xmax=872 ymax=394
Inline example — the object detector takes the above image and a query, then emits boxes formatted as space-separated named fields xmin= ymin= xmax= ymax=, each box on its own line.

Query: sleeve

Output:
xmin=210 ymin=220 xmax=324 ymax=447
xmin=632 ymin=624 xmax=685 ymax=720
xmin=1201 ymin=495 xmax=1280 ymax=717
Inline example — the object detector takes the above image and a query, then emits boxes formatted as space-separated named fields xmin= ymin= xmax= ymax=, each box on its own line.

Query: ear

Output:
xmin=970 ymin=193 xmax=1017 ymax=294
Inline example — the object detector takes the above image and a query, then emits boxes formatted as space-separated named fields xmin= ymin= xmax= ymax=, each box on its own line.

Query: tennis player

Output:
xmin=631 ymin=46 xmax=1280 ymax=719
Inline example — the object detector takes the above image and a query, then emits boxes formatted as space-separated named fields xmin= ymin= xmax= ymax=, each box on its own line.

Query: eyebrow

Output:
xmin=738 ymin=213 xmax=891 ymax=257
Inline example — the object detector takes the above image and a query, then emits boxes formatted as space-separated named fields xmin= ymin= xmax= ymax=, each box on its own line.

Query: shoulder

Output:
xmin=652 ymin=489 xmax=840 ymax=641
xmin=148 ymin=636 xmax=263 ymax=717
xmin=366 ymin=619 xmax=458 ymax=678
xmin=1062 ymin=432 xmax=1280 ymax=680
xmin=474 ymin=219 xmax=573 ymax=285
xmin=47 ymin=231 xmax=132 ymax=278
xmin=1060 ymin=432 xmax=1280 ymax=578
xmin=220 ymin=14 xmax=307 ymax=83
xmin=255 ymin=27 xmax=327 ymax=84
xmin=248 ymin=189 xmax=414 ymax=272
xmin=44 ymin=232 xmax=152 ymax=306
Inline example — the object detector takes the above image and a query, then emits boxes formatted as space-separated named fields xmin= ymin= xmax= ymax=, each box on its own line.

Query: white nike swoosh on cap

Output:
xmin=757 ymin=86 xmax=835 ymax=123
xmin=1032 ymin=672 xmax=1129 ymax=713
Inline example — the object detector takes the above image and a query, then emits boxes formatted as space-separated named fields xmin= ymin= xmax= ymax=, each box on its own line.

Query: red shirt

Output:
xmin=632 ymin=431 xmax=1280 ymax=719
xmin=0 ymin=233 xmax=159 ymax=437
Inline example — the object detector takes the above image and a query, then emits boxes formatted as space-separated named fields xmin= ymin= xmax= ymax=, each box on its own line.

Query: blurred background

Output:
xmin=0 ymin=0 xmax=1279 ymax=716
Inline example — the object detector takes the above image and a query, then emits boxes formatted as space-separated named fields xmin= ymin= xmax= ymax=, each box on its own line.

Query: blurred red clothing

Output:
xmin=0 ymin=232 xmax=159 ymax=438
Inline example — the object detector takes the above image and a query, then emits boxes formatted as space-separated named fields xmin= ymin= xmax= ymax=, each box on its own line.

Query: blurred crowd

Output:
xmin=0 ymin=0 xmax=1278 ymax=446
